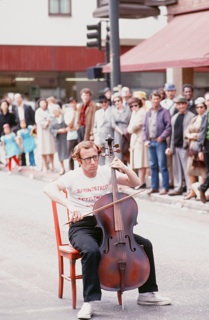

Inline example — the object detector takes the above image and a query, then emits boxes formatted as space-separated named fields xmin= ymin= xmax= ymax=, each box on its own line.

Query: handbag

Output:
xmin=188 ymin=140 xmax=199 ymax=157
xmin=122 ymin=130 xmax=131 ymax=154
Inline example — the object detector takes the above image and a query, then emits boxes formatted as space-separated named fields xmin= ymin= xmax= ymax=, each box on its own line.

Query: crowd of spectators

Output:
xmin=0 ymin=84 xmax=209 ymax=203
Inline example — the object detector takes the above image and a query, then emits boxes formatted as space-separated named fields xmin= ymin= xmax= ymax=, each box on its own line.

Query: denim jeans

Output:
xmin=29 ymin=151 xmax=36 ymax=166
xmin=148 ymin=140 xmax=169 ymax=190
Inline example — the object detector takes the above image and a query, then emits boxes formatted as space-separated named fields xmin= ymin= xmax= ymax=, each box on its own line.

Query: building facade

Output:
xmin=0 ymin=0 xmax=167 ymax=101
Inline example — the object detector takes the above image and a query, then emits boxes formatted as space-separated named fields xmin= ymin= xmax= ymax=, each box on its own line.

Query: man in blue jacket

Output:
xmin=143 ymin=90 xmax=171 ymax=195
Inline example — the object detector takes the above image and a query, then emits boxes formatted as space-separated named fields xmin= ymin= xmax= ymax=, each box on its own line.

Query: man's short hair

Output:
xmin=150 ymin=90 xmax=162 ymax=99
xmin=182 ymin=84 xmax=193 ymax=92
xmin=80 ymin=88 xmax=93 ymax=96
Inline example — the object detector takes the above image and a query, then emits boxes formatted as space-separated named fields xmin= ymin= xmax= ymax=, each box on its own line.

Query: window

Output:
xmin=48 ymin=0 xmax=71 ymax=16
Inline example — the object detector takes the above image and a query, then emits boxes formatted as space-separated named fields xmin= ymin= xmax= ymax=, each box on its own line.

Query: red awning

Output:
xmin=103 ymin=10 xmax=209 ymax=72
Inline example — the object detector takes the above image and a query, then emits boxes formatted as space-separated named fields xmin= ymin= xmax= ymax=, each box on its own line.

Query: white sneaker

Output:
xmin=17 ymin=166 xmax=22 ymax=171
xmin=137 ymin=292 xmax=172 ymax=306
xmin=77 ymin=302 xmax=93 ymax=319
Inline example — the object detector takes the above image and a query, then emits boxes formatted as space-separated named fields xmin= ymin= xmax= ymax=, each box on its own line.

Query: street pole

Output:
xmin=105 ymin=21 xmax=110 ymax=88
xmin=109 ymin=0 xmax=121 ymax=90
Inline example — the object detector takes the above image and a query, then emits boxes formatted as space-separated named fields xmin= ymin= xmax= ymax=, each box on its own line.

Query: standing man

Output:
xmin=182 ymin=84 xmax=197 ymax=115
xmin=161 ymin=82 xmax=177 ymax=188
xmin=43 ymin=140 xmax=171 ymax=320
xmin=93 ymin=95 xmax=113 ymax=165
xmin=160 ymin=83 xmax=177 ymax=117
xmin=13 ymin=93 xmax=35 ymax=166
xmin=121 ymin=86 xmax=132 ymax=108
xmin=143 ymin=90 xmax=171 ymax=195
xmin=103 ymin=87 xmax=112 ymax=106
xmin=77 ymin=88 xmax=97 ymax=143
xmin=198 ymin=94 xmax=209 ymax=203
xmin=166 ymin=95 xmax=194 ymax=196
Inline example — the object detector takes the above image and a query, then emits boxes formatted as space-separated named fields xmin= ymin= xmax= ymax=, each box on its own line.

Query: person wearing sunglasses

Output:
xmin=127 ymin=97 xmax=149 ymax=188
xmin=111 ymin=94 xmax=131 ymax=165
xmin=184 ymin=97 xmax=207 ymax=200
xmin=93 ymin=96 xmax=114 ymax=165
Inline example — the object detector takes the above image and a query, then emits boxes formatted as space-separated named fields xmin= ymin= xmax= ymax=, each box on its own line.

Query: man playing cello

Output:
xmin=44 ymin=140 xmax=171 ymax=319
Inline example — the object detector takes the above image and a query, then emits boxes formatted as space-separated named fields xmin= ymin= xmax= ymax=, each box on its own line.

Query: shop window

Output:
xmin=48 ymin=0 xmax=71 ymax=16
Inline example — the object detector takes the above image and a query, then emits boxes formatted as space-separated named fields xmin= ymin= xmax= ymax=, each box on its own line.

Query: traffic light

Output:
xmin=86 ymin=22 xmax=101 ymax=50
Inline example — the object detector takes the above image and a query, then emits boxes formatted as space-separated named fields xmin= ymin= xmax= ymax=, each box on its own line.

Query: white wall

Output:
xmin=0 ymin=0 xmax=167 ymax=46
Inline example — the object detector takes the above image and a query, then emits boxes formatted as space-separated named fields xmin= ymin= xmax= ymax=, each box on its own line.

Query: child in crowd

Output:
xmin=0 ymin=123 xmax=21 ymax=174
xmin=17 ymin=120 xmax=37 ymax=168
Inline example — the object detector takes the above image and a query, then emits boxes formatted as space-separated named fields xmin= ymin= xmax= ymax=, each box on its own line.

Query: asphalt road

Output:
xmin=0 ymin=172 xmax=209 ymax=320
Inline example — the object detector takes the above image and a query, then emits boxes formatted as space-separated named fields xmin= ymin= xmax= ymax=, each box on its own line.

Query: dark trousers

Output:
xmin=77 ymin=125 xmax=85 ymax=143
xmin=68 ymin=217 xmax=158 ymax=302
xmin=67 ymin=139 xmax=78 ymax=170
xmin=200 ymin=152 xmax=209 ymax=192
xmin=21 ymin=152 xmax=26 ymax=166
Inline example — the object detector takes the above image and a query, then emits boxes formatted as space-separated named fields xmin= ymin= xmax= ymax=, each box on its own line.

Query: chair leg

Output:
xmin=117 ymin=291 xmax=122 ymax=305
xmin=58 ymin=255 xmax=64 ymax=298
xmin=70 ymin=259 xmax=77 ymax=309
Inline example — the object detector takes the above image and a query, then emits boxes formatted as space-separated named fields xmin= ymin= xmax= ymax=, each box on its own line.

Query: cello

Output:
xmin=93 ymin=135 xmax=150 ymax=303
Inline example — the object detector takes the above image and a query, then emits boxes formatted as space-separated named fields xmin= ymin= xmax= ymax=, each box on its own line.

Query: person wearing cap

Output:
xmin=166 ymin=95 xmax=195 ymax=196
xmin=93 ymin=95 xmax=113 ymax=165
xmin=127 ymin=97 xmax=149 ymax=188
xmin=182 ymin=84 xmax=197 ymax=115
xmin=184 ymin=97 xmax=207 ymax=200
xmin=198 ymin=95 xmax=209 ymax=203
xmin=77 ymin=88 xmax=97 ymax=143
xmin=143 ymin=90 xmax=171 ymax=195
xmin=161 ymin=83 xmax=178 ymax=188
xmin=133 ymin=91 xmax=151 ymax=111
xmin=161 ymin=83 xmax=177 ymax=117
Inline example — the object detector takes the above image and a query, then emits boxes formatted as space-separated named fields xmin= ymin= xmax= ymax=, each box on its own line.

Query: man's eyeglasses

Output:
xmin=114 ymin=100 xmax=120 ymax=103
xmin=130 ymin=104 xmax=139 ymax=108
xmin=100 ymin=100 xmax=108 ymax=104
xmin=80 ymin=155 xmax=99 ymax=163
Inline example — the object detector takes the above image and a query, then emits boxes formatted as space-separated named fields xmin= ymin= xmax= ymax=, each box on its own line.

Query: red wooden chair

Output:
xmin=51 ymin=190 xmax=122 ymax=308
xmin=51 ymin=190 xmax=82 ymax=309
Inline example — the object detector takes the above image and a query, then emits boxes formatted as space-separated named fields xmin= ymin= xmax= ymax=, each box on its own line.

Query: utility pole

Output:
xmin=105 ymin=21 xmax=110 ymax=88
xmin=109 ymin=0 xmax=121 ymax=90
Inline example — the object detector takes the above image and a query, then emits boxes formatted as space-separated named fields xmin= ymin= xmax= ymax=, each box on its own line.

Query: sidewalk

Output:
xmin=1 ymin=163 xmax=208 ymax=214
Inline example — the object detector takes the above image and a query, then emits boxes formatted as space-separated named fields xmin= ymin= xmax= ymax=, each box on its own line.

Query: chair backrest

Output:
xmin=51 ymin=189 xmax=69 ymax=249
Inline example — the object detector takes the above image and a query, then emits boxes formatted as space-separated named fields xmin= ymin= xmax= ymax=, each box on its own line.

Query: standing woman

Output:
xmin=111 ymin=95 xmax=131 ymax=164
xmin=0 ymin=99 xmax=17 ymax=136
xmin=184 ymin=97 xmax=207 ymax=199
xmin=50 ymin=105 xmax=69 ymax=175
xmin=127 ymin=97 xmax=149 ymax=188
xmin=35 ymin=98 xmax=56 ymax=173
xmin=64 ymin=97 xmax=79 ymax=170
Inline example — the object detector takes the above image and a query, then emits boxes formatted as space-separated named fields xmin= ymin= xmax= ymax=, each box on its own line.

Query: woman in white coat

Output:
xmin=127 ymin=97 xmax=149 ymax=188
xmin=35 ymin=98 xmax=56 ymax=172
